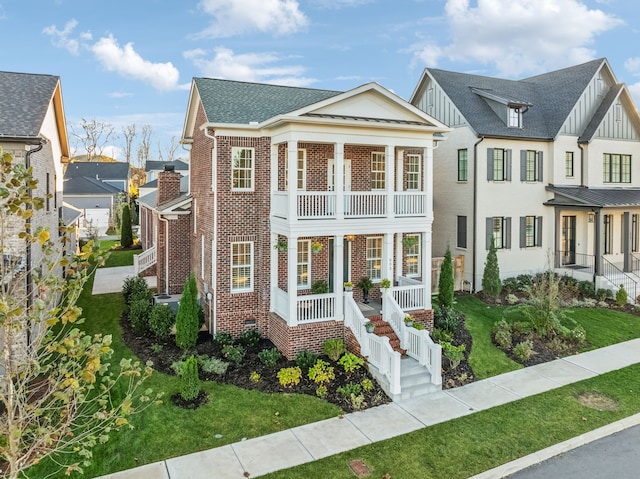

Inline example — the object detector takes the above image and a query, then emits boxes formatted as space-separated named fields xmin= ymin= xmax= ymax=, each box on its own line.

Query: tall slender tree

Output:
xmin=175 ymin=274 xmax=200 ymax=351
xmin=438 ymin=245 xmax=455 ymax=308
xmin=482 ymin=239 xmax=502 ymax=299
xmin=120 ymin=203 xmax=133 ymax=248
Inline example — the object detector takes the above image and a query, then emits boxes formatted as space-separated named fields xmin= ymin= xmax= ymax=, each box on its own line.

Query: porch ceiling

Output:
xmin=545 ymin=186 xmax=640 ymax=208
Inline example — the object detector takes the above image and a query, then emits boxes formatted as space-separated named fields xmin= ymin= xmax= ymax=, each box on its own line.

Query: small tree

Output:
xmin=175 ymin=273 xmax=200 ymax=351
xmin=438 ymin=246 xmax=455 ymax=308
xmin=180 ymin=355 xmax=201 ymax=401
xmin=616 ymin=284 xmax=628 ymax=306
xmin=524 ymin=270 xmax=564 ymax=338
xmin=120 ymin=203 xmax=133 ymax=248
xmin=482 ymin=239 xmax=502 ymax=299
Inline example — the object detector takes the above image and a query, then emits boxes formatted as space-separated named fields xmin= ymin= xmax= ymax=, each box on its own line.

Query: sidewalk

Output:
xmin=95 ymin=337 xmax=640 ymax=479
xmin=92 ymin=265 xmax=156 ymax=295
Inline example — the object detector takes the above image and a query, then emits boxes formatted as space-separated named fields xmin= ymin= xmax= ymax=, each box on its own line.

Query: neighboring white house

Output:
xmin=410 ymin=58 xmax=640 ymax=297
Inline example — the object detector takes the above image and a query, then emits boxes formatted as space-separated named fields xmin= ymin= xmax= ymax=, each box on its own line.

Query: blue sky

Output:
xmin=2 ymin=0 xmax=640 ymax=161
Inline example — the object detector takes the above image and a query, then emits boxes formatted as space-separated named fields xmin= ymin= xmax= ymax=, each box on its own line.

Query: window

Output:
xmin=520 ymin=150 xmax=543 ymax=182
xmin=371 ymin=152 xmax=386 ymax=190
xmin=297 ymin=240 xmax=310 ymax=288
xmin=487 ymin=148 xmax=511 ymax=181
xmin=458 ymin=149 xmax=468 ymax=181
xmin=366 ymin=237 xmax=383 ymax=280
xmin=405 ymin=235 xmax=420 ymax=277
xmin=457 ymin=216 xmax=467 ymax=249
xmin=520 ymin=216 xmax=542 ymax=247
xmin=53 ymin=174 xmax=57 ymax=209
xmin=508 ymin=107 xmax=521 ymax=128
xmin=565 ymin=152 xmax=574 ymax=178
xmin=232 ymin=147 xmax=254 ymax=191
xmin=285 ymin=149 xmax=306 ymax=190
xmin=633 ymin=214 xmax=639 ymax=253
xmin=486 ymin=216 xmax=511 ymax=250
xmin=406 ymin=154 xmax=421 ymax=190
xmin=231 ymin=242 xmax=253 ymax=292
xmin=604 ymin=215 xmax=613 ymax=254
xmin=603 ymin=153 xmax=631 ymax=183
xmin=46 ymin=173 xmax=51 ymax=211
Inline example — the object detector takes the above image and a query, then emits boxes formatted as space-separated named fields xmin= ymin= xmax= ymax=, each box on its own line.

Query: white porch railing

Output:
xmin=298 ymin=192 xmax=336 ymax=218
xmin=382 ymin=291 xmax=442 ymax=387
xmin=344 ymin=192 xmax=386 ymax=217
xmin=393 ymin=277 xmax=426 ymax=311
xmin=394 ymin=192 xmax=425 ymax=216
xmin=344 ymin=293 xmax=401 ymax=395
xmin=272 ymin=288 xmax=336 ymax=325
xmin=133 ymin=245 xmax=156 ymax=274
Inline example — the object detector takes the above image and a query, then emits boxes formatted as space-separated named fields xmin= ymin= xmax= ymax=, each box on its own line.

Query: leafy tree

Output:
xmin=175 ymin=273 xmax=200 ymax=351
xmin=0 ymin=151 xmax=158 ymax=479
xmin=120 ymin=203 xmax=133 ymax=248
xmin=438 ymin=246 xmax=455 ymax=308
xmin=482 ymin=239 xmax=502 ymax=299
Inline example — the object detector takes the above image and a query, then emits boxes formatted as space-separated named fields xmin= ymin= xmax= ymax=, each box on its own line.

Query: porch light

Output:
xmin=588 ymin=212 xmax=595 ymax=223
xmin=345 ymin=234 xmax=355 ymax=242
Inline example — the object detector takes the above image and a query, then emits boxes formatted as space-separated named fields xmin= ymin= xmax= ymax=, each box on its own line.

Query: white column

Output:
xmin=287 ymin=235 xmax=298 ymax=326
xmin=270 ymin=143 xmax=279 ymax=193
xmin=287 ymin=140 xmax=298 ymax=223
xmin=424 ymin=146 xmax=433 ymax=220
xmin=335 ymin=142 xmax=344 ymax=219
xmin=334 ymin=235 xmax=344 ymax=322
xmin=383 ymin=232 xmax=394 ymax=283
xmin=395 ymin=233 xmax=403 ymax=282
xmin=396 ymin=149 xmax=404 ymax=192
xmin=385 ymin=144 xmax=396 ymax=217
xmin=269 ymin=231 xmax=278 ymax=312
xmin=422 ymin=229 xmax=432 ymax=309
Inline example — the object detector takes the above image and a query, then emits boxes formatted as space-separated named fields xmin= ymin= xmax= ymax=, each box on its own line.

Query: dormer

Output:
xmin=471 ymin=87 xmax=533 ymax=129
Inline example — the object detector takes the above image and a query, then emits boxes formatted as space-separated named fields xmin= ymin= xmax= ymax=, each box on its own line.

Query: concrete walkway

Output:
xmin=95 ymin=338 xmax=640 ymax=479
xmin=92 ymin=265 xmax=157 ymax=295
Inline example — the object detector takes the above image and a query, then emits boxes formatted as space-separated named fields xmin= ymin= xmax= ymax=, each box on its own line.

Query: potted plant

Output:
xmin=274 ymin=238 xmax=288 ymax=252
xmin=404 ymin=314 xmax=414 ymax=327
xmin=344 ymin=281 xmax=353 ymax=291
xmin=380 ymin=278 xmax=391 ymax=290
xmin=311 ymin=240 xmax=323 ymax=254
xmin=364 ymin=321 xmax=375 ymax=333
xmin=356 ymin=276 xmax=373 ymax=304
xmin=311 ymin=279 xmax=329 ymax=294
xmin=402 ymin=235 xmax=418 ymax=249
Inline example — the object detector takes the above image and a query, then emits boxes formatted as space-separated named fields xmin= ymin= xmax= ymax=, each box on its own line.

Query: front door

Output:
xmin=327 ymin=159 xmax=352 ymax=191
xmin=328 ymin=238 xmax=351 ymax=292
xmin=561 ymin=215 xmax=576 ymax=265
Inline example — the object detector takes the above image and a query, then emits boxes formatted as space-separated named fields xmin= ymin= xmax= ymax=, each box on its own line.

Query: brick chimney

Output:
xmin=157 ymin=165 xmax=181 ymax=205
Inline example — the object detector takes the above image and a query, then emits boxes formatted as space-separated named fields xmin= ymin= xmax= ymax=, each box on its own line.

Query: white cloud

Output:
xmin=91 ymin=35 xmax=188 ymax=91
xmin=410 ymin=0 xmax=623 ymax=77
xmin=42 ymin=19 xmax=83 ymax=55
xmin=196 ymin=0 xmax=308 ymax=38
xmin=185 ymin=46 xmax=317 ymax=86
xmin=108 ymin=91 xmax=134 ymax=98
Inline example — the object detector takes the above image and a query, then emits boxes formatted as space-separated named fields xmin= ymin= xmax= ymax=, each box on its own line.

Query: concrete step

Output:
xmin=398 ymin=356 xmax=441 ymax=400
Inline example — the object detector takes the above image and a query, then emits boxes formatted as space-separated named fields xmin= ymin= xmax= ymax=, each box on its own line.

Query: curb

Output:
xmin=468 ymin=412 xmax=640 ymax=478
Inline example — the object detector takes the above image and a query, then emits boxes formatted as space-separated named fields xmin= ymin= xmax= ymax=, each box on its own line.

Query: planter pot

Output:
xmin=404 ymin=320 xmax=413 ymax=327
xmin=344 ymin=286 xmax=353 ymax=292
xmin=362 ymin=289 xmax=369 ymax=304
xmin=365 ymin=325 xmax=375 ymax=333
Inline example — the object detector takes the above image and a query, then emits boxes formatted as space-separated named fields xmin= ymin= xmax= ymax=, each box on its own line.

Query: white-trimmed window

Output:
xmin=603 ymin=153 xmax=631 ymax=183
xmin=508 ymin=107 xmax=522 ymax=128
xmin=565 ymin=152 xmax=574 ymax=178
xmin=297 ymin=239 xmax=310 ymax=288
xmin=232 ymin=147 xmax=254 ymax=191
xmin=520 ymin=216 xmax=542 ymax=248
xmin=405 ymin=234 xmax=420 ymax=277
xmin=406 ymin=154 xmax=421 ymax=191
xmin=285 ymin=149 xmax=306 ymax=190
xmin=231 ymin=242 xmax=253 ymax=292
xmin=486 ymin=216 xmax=511 ymax=250
xmin=371 ymin=152 xmax=386 ymax=190
xmin=458 ymin=149 xmax=468 ymax=181
xmin=366 ymin=237 xmax=383 ymax=280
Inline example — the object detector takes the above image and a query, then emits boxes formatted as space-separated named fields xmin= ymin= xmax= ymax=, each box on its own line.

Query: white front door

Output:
xmin=327 ymin=159 xmax=352 ymax=191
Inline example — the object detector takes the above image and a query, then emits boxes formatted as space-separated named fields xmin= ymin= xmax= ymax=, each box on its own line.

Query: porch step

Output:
xmin=367 ymin=315 xmax=406 ymax=355
xmin=399 ymin=356 xmax=441 ymax=400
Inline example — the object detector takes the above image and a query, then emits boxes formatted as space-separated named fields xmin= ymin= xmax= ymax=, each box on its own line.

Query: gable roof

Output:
xmin=412 ymin=58 xmax=611 ymax=140
xmin=145 ymin=159 xmax=189 ymax=172
xmin=63 ymin=176 xmax=122 ymax=196
xmin=64 ymin=161 xmax=130 ymax=180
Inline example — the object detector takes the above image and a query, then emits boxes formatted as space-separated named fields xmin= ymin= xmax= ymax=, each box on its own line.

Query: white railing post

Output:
xmin=133 ymin=254 xmax=140 ymax=274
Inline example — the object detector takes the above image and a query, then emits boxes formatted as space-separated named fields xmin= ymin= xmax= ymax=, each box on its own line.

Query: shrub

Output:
xmin=180 ymin=355 xmax=201 ymax=401
xmin=277 ymin=366 xmax=302 ymax=388
xmin=502 ymin=277 xmax=519 ymax=294
xmin=434 ymin=305 xmax=459 ymax=334
xmin=338 ymin=353 xmax=365 ymax=374
xmin=322 ymin=338 xmax=345 ymax=361
xmin=213 ymin=331 xmax=234 ymax=349
xmin=413 ymin=322 xmax=425 ymax=330
xmin=175 ymin=274 xmax=200 ymax=351
xmin=295 ymin=350 xmax=318 ymax=370
xmin=148 ymin=304 xmax=175 ymax=340
xmin=596 ymin=288 xmax=613 ymax=301
xmin=511 ymin=321 xmax=531 ymax=336
xmin=431 ymin=327 xmax=453 ymax=344
xmin=170 ymin=360 xmax=185 ymax=375
xmin=129 ymin=298 xmax=151 ymax=333
xmin=258 ymin=348 xmax=282 ymax=367
xmin=237 ymin=328 xmax=262 ymax=349
xmin=492 ymin=320 xmax=512 ymax=350
xmin=199 ymin=356 xmax=229 ymax=375
xmin=506 ymin=293 xmax=520 ymax=305
xmin=122 ymin=275 xmax=152 ymax=305
xmin=361 ymin=378 xmax=374 ymax=391
xmin=337 ymin=382 xmax=362 ymax=397
xmin=441 ymin=342 xmax=466 ymax=369
xmin=547 ymin=337 xmax=569 ymax=354
xmin=515 ymin=274 xmax=534 ymax=292
xmin=315 ymin=385 xmax=328 ymax=398
xmin=524 ymin=270 xmax=564 ymax=338
xmin=120 ymin=203 xmax=133 ymax=248
xmin=567 ymin=325 xmax=587 ymax=344
xmin=616 ymin=284 xmax=628 ymax=306
xmin=311 ymin=279 xmax=329 ymax=294
xmin=347 ymin=393 xmax=365 ymax=410
xmin=221 ymin=344 xmax=245 ymax=365
xmin=308 ymin=359 xmax=335 ymax=385
xmin=250 ymin=371 xmax=260 ymax=383
xmin=438 ymin=246 xmax=455 ymax=308
xmin=577 ymin=280 xmax=596 ymax=298
xmin=513 ymin=340 xmax=533 ymax=362
xmin=482 ymin=239 xmax=502 ymax=298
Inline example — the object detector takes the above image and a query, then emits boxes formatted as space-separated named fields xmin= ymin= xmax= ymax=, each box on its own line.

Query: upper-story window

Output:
xmin=487 ymin=148 xmax=511 ymax=181
xmin=371 ymin=152 xmax=386 ymax=190
xmin=458 ymin=149 xmax=468 ymax=181
xmin=603 ymin=153 xmax=631 ymax=183
xmin=521 ymin=150 xmax=543 ymax=182
xmin=232 ymin=147 xmax=254 ymax=191
xmin=285 ymin=149 xmax=306 ymax=190
xmin=566 ymin=152 xmax=574 ymax=178
xmin=508 ymin=107 xmax=522 ymax=128
xmin=406 ymin=154 xmax=420 ymax=191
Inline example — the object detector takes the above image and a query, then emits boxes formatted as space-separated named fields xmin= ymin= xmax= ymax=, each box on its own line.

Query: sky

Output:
xmin=2 ymin=0 xmax=640 ymax=161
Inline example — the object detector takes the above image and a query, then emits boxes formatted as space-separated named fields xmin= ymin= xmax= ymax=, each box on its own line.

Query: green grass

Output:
xmin=563 ymin=307 xmax=640 ymax=349
xmin=264 ymin=364 xmax=640 ymax=479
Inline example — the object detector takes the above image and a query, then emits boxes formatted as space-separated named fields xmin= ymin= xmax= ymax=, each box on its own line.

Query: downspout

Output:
xmin=25 ymin=139 xmax=46 ymax=346
xmin=577 ymin=141 xmax=585 ymax=187
xmin=158 ymin=215 xmax=169 ymax=295
xmin=203 ymin=127 xmax=218 ymax=336
xmin=472 ymin=136 xmax=485 ymax=292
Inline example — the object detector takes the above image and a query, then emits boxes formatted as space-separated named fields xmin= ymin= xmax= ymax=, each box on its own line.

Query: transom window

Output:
xmin=366 ymin=237 xmax=383 ymax=280
xmin=603 ymin=153 xmax=631 ymax=183
xmin=458 ymin=149 xmax=468 ymax=181
xmin=406 ymin=154 xmax=421 ymax=191
xmin=232 ymin=147 xmax=254 ymax=191
xmin=297 ymin=240 xmax=310 ymax=288
xmin=371 ymin=152 xmax=386 ymax=190
xmin=405 ymin=234 xmax=420 ymax=277
xmin=231 ymin=242 xmax=253 ymax=292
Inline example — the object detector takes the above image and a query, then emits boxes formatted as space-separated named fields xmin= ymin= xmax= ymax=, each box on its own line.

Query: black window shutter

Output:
xmin=487 ymin=149 xmax=494 ymax=180
xmin=486 ymin=217 xmax=493 ymax=249
xmin=519 ymin=216 xmax=526 ymax=248
xmin=520 ymin=151 xmax=527 ymax=181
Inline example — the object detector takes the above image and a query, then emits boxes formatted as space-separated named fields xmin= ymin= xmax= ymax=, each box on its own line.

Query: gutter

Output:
xmin=158 ymin=216 xmax=169 ymax=295
xmin=472 ymin=135 xmax=485 ymax=292
xmin=203 ymin=127 xmax=218 ymax=336
xmin=577 ymin=141 xmax=585 ymax=187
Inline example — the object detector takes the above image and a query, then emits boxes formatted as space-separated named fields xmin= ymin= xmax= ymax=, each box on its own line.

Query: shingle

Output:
xmin=64 ymin=161 xmax=130 ymax=180
xmin=0 ymin=71 xmax=59 ymax=138
xmin=63 ymin=176 xmax=122 ymax=195
xmin=194 ymin=78 xmax=342 ymax=124
xmin=546 ymin=185 xmax=640 ymax=207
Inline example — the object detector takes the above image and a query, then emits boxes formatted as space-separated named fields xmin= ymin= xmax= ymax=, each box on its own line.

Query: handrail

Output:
xmin=602 ymin=256 xmax=637 ymax=303
xmin=133 ymin=245 xmax=156 ymax=274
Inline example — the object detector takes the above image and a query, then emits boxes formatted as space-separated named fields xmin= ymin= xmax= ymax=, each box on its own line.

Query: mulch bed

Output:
xmin=441 ymin=315 xmax=475 ymax=389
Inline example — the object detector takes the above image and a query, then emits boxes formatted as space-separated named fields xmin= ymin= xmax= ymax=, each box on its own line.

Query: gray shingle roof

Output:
xmin=426 ymin=58 xmax=606 ymax=140
xmin=546 ymin=186 xmax=640 ymax=207
xmin=63 ymin=176 xmax=122 ymax=196
xmin=194 ymin=78 xmax=342 ymax=124
xmin=145 ymin=159 xmax=189 ymax=172
xmin=0 ymin=71 xmax=59 ymax=139
xmin=61 ymin=203 xmax=82 ymax=225
xmin=64 ymin=161 xmax=130 ymax=180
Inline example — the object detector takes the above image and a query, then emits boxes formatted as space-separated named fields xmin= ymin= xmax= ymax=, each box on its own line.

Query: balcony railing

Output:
xmin=272 ymin=191 xmax=427 ymax=220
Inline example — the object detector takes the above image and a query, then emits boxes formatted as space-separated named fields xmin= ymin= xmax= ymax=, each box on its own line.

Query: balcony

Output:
xmin=272 ymin=191 xmax=427 ymax=221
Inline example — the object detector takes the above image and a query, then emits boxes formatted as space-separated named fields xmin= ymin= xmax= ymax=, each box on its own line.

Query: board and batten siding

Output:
xmin=414 ymin=77 xmax=467 ymax=128
xmin=560 ymin=69 xmax=614 ymax=136
xmin=594 ymin=101 xmax=640 ymax=141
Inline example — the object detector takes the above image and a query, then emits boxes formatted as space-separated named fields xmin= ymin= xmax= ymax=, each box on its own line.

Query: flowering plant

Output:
xmin=311 ymin=241 xmax=323 ymax=253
